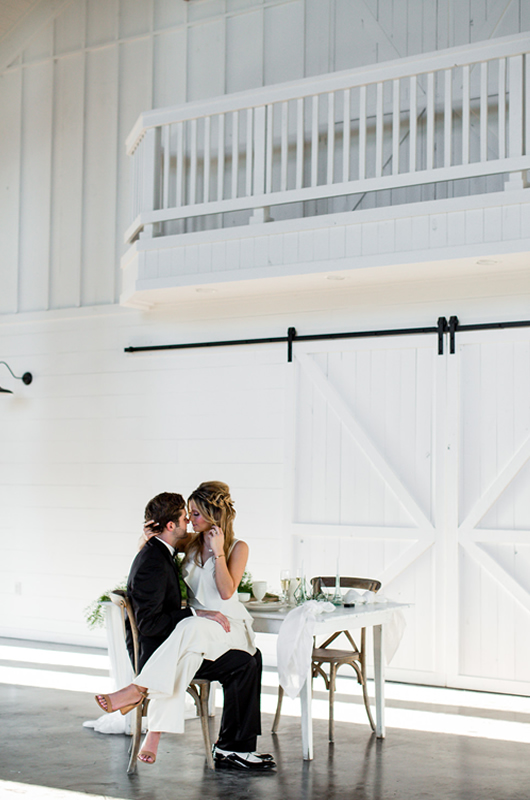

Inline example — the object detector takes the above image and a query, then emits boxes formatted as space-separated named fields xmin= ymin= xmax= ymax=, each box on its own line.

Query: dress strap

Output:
xmin=227 ymin=538 xmax=239 ymax=558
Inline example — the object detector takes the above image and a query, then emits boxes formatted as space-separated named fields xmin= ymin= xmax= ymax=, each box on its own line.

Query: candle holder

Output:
xmin=331 ymin=573 xmax=343 ymax=606
xmin=294 ymin=576 xmax=309 ymax=605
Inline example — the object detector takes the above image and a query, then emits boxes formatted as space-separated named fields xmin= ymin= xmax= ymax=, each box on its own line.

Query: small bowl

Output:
xmin=238 ymin=592 xmax=251 ymax=602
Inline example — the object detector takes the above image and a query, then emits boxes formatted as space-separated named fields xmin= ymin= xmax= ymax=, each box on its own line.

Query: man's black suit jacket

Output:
xmin=126 ymin=537 xmax=193 ymax=671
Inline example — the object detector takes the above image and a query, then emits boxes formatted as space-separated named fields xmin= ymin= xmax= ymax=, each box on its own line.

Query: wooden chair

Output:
xmin=272 ymin=576 xmax=382 ymax=743
xmin=109 ymin=589 xmax=214 ymax=773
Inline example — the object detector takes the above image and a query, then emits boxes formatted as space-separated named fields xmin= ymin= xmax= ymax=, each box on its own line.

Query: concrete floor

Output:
xmin=2 ymin=639 xmax=530 ymax=800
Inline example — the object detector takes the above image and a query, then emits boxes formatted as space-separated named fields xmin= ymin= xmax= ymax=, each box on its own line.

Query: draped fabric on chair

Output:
xmin=272 ymin=577 xmax=382 ymax=743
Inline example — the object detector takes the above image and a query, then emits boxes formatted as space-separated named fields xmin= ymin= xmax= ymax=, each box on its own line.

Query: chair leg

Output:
xmin=198 ymin=683 xmax=214 ymax=770
xmin=127 ymin=701 xmax=144 ymax=775
xmin=272 ymin=685 xmax=284 ymax=733
xmin=328 ymin=664 xmax=336 ymax=743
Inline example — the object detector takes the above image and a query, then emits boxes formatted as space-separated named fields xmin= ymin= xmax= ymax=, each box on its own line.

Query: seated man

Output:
xmin=96 ymin=491 xmax=274 ymax=771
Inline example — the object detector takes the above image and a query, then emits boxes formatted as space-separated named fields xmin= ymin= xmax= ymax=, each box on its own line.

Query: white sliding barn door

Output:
xmin=449 ymin=328 xmax=530 ymax=694
xmin=288 ymin=329 xmax=530 ymax=693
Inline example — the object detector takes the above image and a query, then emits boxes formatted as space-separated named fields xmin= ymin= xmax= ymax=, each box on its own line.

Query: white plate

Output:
xmin=245 ymin=600 xmax=288 ymax=610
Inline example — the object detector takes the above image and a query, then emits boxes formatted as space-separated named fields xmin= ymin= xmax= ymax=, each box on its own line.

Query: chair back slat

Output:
xmin=311 ymin=576 xmax=381 ymax=595
xmin=109 ymin=589 xmax=140 ymax=676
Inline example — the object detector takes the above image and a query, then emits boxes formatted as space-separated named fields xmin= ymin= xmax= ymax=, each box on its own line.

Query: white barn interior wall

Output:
xmin=1 ymin=0 xmax=530 ymax=696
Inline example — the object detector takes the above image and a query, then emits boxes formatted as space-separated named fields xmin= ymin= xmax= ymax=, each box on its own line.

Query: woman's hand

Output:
xmin=205 ymin=525 xmax=225 ymax=557
xmin=195 ymin=609 xmax=231 ymax=632
xmin=138 ymin=520 xmax=159 ymax=550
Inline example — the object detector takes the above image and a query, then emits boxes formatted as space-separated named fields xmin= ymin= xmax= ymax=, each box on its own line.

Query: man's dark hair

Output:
xmin=144 ymin=492 xmax=186 ymax=533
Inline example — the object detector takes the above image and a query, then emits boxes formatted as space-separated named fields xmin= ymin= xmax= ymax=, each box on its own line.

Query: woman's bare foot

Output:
xmin=95 ymin=683 xmax=146 ymax=713
xmin=138 ymin=731 xmax=161 ymax=764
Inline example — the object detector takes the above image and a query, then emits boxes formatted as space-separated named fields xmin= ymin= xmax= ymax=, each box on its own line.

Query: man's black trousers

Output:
xmin=193 ymin=648 xmax=262 ymax=752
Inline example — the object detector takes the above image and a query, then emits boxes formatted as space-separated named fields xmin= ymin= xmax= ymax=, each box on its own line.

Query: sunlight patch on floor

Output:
xmin=261 ymin=670 xmax=530 ymax=714
xmin=259 ymin=673 xmax=530 ymax=744
xmin=0 ymin=781 xmax=108 ymax=800
xmin=0 ymin=645 xmax=109 ymax=670
xmin=0 ymin=666 xmax=112 ymax=693
xmin=2 ymin=642 xmax=530 ymax=744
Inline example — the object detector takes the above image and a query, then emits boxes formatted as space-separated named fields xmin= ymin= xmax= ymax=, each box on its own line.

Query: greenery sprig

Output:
xmin=84 ymin=578 xmax=127 ymax=629
xmin=238 ymin=570 xmax=253 ymax=594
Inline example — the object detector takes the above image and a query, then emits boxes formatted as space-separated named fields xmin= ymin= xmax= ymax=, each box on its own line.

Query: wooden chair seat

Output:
xmin=109 ymin=589 xmax=214 ymax=773
xmin=272 ymin=576 xmax=382 ymax=743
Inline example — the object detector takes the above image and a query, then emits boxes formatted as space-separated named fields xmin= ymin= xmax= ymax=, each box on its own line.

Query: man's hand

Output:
xmin=195 ymin=609 xmax=231 ymax=632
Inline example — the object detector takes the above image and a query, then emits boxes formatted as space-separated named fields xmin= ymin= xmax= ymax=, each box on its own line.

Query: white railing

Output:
xmin=125 ymin=33 xmax=530 ymax=243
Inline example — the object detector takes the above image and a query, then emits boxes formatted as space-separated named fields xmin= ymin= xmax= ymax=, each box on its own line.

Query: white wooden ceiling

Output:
xmin=0 ymin=0 xmax=40 ymax=43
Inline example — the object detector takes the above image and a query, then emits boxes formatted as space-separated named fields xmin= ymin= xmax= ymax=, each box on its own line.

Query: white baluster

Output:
xmin=249 ymin=105 xmax=270 ymax=223
xmin=280 ymin=101 xmax=288 ymax=192
xmin=444 ymin=69 xmax=452 ymax=168
xmin=176 ymin=121 xmax=184 ymax=207
xmin=232 ymin=110 xmax=239 ymax=199
xmin=480 ymin=61 xmax=488 ymax=162
xmin=296 ymin=97 xmax=304 ymax=190
xmin=392 ymin=79 xmax=400 ymax=175
xmin=203 ymin=115 xmax=211 ymax=204
xmin=462 ymin=65 xmax=470 ymax=165
xmin=217 ymin=113 xmax=225 ymax=202
xmin=409 ymin=75 xmax=417 ymax=173
xmin=162 ymin=124 xmax=170 ymax=209
xmin=426 ymin=72 xmax=434 ymax=170
xmin=342 ymin=88 xmax=350 ymax=182
xmin=266 ymin=104 xmax=273 ymax=194
xmin=359 ymin=85 xmax=366 ymax=180
xmin=327 ymin=91 xmax=335 ymax=185
xmin=311 ymin=95 xmax=319 ymax=187
xmin=190 ymin=118 xmax=197 ymax=205
xmin=131 ymin=143 xmax=139 ymax=219
xmin=508 ymin=54 xmax=524 ymax=156
xmin=526 ymin=54 xmax=530 ymax=158
xmin=246 ymin=108 xmax=253 ymax=196
xmin=375 ymin=81 xmax=383 ymax=177
xmin=506 ymin=54 xmax=526 ymax=188
xmin=253 ymin=105 xmax=266 ymax=195
xmin=498 ymin=59 xmax=506 ymax=159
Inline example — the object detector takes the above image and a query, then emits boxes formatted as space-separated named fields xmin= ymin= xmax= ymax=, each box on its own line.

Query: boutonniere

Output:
xmin=174 ymin=554 xmax=188 ymax=600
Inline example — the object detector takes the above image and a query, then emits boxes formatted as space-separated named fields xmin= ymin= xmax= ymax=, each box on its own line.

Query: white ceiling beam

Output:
xmin=0 ymin=0 xmax=74 ymax=74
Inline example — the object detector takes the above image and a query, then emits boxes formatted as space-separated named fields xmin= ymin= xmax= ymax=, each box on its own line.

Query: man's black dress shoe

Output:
xmin=214 ymin=752 xmax=276 ymax=771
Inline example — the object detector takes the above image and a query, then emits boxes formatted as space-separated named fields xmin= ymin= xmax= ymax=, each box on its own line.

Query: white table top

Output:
xmin=248 ymin=600 xmax=407 ymax=634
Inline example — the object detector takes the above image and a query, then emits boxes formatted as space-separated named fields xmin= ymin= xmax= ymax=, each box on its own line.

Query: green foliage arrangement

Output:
xmin=84 ymin=578 xmax=127 ymax=629
xmin=238 ymin=570 xmax=253 ymax=594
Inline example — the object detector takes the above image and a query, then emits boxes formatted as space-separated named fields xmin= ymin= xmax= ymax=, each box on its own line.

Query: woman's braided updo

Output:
xmin=187 ymin=481 xmax=236 ymax=564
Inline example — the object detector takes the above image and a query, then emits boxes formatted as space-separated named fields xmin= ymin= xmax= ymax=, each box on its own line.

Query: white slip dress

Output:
xmin=134 ymin=540 xmax=255 ymax=734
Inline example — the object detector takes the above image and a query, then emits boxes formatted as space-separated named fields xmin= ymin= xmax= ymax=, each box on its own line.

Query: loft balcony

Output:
xmin=120 ymin=33 xmax=530 ymax=309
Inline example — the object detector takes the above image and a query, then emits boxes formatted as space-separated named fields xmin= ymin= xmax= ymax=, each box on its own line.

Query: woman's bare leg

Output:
xmin=138 ymin=731 xmax=161 ymax=764
xmin=95 ymin=683 xmax=147 ymax=713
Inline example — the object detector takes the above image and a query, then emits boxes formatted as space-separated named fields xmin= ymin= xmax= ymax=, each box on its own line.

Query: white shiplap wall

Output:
xmin=0 ymin=305 xmax=288 ymax=645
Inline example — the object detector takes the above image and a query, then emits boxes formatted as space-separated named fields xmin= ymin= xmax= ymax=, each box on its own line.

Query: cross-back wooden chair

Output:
xmin=109 ymin=589 xmax=214 ymax=773
xmin=272 ymin=576 xmax=382 ymax=743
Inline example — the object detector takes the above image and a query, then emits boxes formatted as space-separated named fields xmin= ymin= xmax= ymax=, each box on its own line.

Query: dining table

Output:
xmin=247 ymin=600 xmax=408 ymax=760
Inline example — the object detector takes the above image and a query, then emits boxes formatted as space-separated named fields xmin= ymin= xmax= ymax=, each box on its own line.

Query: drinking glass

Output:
xmin=280 ymin=569 xmax=291 ymax=602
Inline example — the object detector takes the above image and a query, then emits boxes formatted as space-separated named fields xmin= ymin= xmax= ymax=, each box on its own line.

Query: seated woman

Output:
xmin=95 ymin=482 xmax=272 ymax=770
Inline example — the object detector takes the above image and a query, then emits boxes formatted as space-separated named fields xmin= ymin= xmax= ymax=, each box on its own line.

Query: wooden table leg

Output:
xmin=300 ymin=673 xmax=313 ymax=760
xmin=373 ymin=623 xmax=385 ymax=738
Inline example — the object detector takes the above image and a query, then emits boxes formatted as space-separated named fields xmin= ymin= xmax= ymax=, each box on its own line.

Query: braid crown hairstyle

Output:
xmin=187 ymin=481 xmax=236 ymax=564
